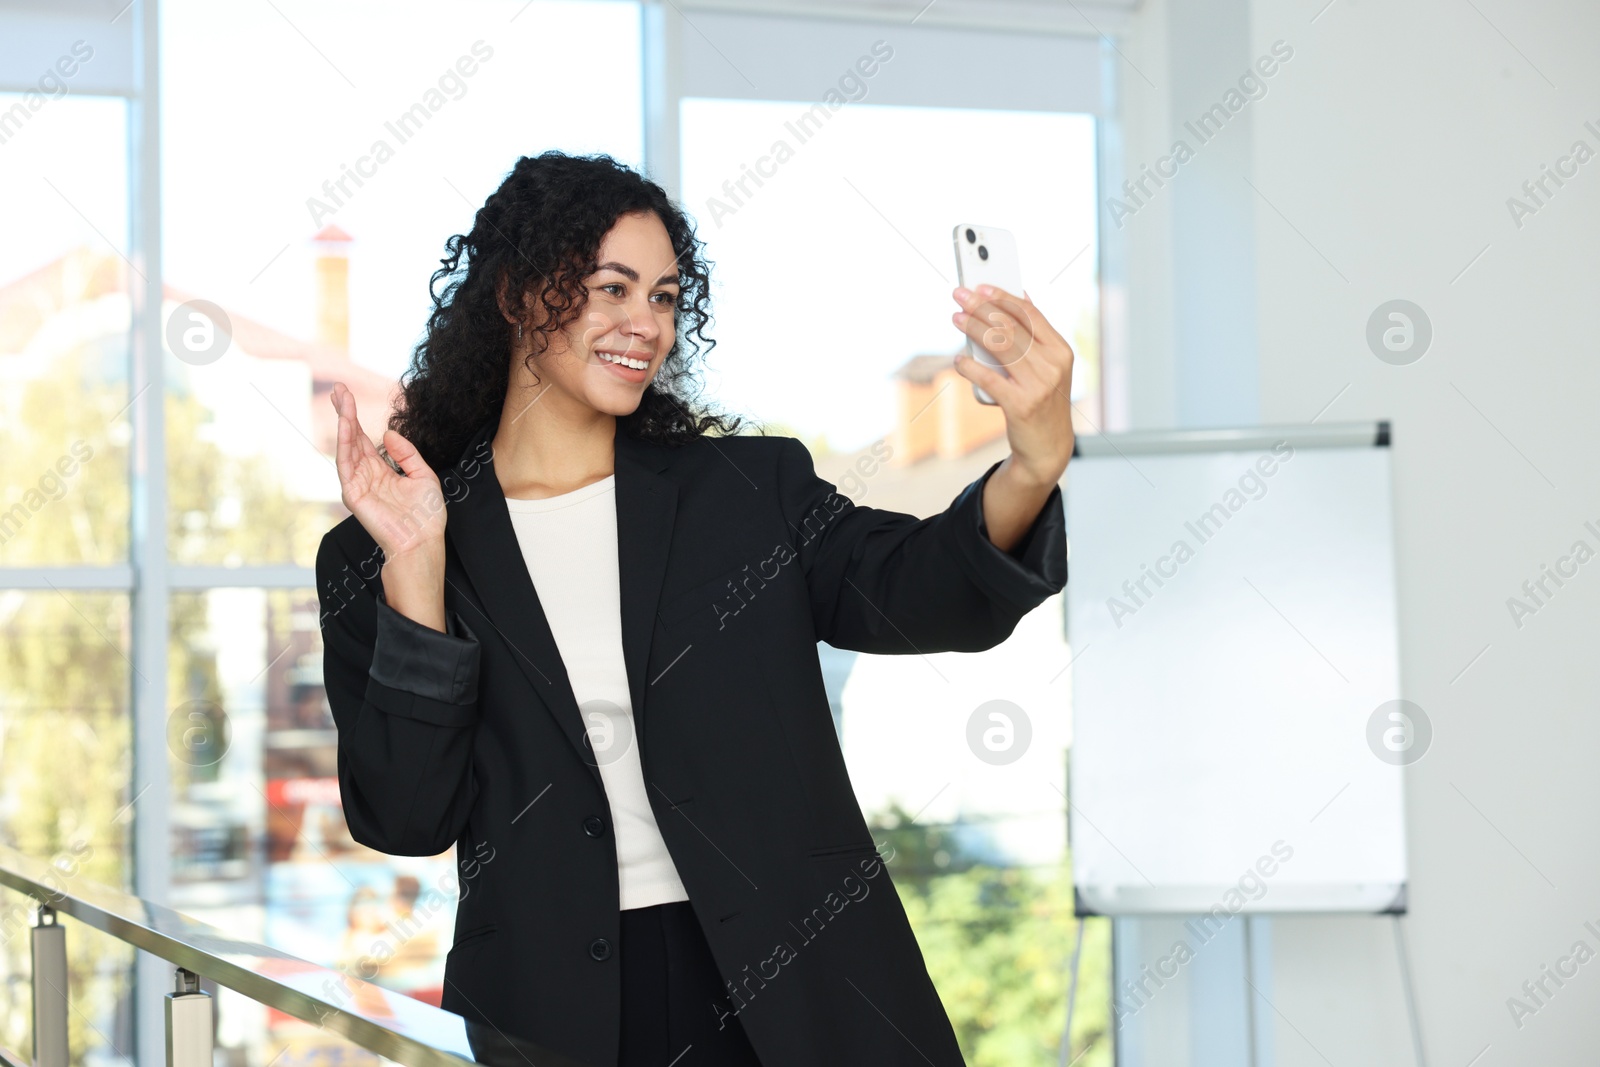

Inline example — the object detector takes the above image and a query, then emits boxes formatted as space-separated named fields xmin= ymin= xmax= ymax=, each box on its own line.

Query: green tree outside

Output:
xmin=871 ymin=801 xmax=1113 ymax=1067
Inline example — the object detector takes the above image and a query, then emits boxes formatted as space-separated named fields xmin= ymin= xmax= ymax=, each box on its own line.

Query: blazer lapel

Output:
xmin=441 ymin=415 xmax=677 ymax=787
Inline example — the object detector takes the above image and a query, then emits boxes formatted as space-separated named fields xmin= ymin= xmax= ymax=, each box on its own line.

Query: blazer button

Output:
xmin=589 ymin=938 xmax=612 ymax=961
xmin=583 ymin=816 xmax=606 ymax=838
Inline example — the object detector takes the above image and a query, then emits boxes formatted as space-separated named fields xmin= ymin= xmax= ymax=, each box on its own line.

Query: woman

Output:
xmin=317 ymin=151 xmax=1073 ymax=1067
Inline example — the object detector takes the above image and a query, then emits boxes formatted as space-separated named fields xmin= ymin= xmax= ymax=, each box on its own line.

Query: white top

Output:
xmin=503 ymin=475 xmax=691 ymax=910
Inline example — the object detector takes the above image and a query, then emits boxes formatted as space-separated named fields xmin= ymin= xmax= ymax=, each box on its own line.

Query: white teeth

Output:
xmin=599 ymin=352 xmax=648 ymax=370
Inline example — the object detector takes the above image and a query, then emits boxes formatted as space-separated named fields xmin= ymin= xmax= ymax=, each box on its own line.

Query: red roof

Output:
xmin=311 ymin=224 xmax=353 ymax=244
xmin=163 ymin=278 xmax=399 ymax=452
xmin=0 ymin=246 xmax=400 ymax=454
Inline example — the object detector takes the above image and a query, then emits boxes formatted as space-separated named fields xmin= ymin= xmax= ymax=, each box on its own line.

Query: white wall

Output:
xmin=1113 ymin=0 xmax=1600 ymax=1062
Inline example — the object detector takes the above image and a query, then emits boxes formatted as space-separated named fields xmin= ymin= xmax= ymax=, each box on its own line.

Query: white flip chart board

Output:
xmin=1065 ymin=423 xmax=1407 ymax=915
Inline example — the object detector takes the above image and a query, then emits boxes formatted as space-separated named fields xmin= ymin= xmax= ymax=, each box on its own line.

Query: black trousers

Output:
xmin=619 ymin=901 xmax=764 ymax=1067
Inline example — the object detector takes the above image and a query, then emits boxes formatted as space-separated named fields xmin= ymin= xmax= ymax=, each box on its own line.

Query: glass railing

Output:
xmin=0 ymin=843 xmax=594 ymax=1067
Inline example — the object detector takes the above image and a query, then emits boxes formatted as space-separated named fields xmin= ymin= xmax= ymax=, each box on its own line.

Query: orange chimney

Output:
xmin=889 ymin=353 xmax=1007 ymax=467
xmin=311 ymin=224 xmax=352 ymax=353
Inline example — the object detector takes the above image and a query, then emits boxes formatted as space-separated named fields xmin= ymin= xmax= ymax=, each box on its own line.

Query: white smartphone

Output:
xmin=952 ymin=223 xmax=1024 ymax=406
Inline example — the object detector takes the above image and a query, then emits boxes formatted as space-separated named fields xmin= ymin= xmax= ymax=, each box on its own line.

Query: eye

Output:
xmin=652 ymin=291 xmax=679 ymax=306
xmin=600 ymin=283 xmax=626 ymax=297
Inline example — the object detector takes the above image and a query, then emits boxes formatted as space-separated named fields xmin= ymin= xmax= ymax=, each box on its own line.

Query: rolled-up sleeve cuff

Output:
xmin=363 ymin=674 xmax=480 ymax=728
xmin=942 ymin=459 xmax=1069 ymax=612
xmin=369 ymin=589 xmax=482 ymax=709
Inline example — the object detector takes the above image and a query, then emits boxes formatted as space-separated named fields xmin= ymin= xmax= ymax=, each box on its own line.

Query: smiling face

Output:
xmin=520 ymin=210 xmax=682 ymax=418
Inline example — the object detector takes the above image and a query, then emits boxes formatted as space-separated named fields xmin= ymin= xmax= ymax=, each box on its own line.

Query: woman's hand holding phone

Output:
xmin=950 ymin=284 xmax=1077 ymax=552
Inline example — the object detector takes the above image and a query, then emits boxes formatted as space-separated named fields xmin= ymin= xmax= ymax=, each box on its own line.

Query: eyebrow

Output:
xmin=595 ymin=261 xmax=681 ymax=286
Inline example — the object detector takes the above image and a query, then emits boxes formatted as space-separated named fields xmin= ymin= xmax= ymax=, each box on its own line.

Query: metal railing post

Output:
xmin=31 ymin=905 xmax=68 ymax=1067
xmin=165 ymin=968 xmax=213 ymax=1067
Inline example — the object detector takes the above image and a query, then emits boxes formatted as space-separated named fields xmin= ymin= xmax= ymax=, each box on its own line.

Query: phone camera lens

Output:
xmin=978 ymin=245 xmax=989 ymax=261
xmin=965 ymin=228 xmax=976 ymax=244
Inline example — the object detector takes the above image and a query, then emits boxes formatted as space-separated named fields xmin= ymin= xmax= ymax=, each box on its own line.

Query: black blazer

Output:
xmin=315 ymin=414 xmax=1067 ymax=1067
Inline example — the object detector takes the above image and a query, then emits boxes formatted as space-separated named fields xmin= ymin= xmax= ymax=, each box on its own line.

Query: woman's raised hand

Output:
xmin=330 ymin=383 xmax=447 ymax=562
xmin=948 ymin=284 xmax=1076 ymax=555
xmin=949 ymin=284 xmax=1076 ymax=487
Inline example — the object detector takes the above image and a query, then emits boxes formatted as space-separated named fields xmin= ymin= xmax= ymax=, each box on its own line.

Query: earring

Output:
xmin=516 ymin=322 xmax=523 ymax=344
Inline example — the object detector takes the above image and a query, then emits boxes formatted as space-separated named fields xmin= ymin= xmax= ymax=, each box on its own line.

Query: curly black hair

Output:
xmin=389 ymin=150 xmax=745 ymax=473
